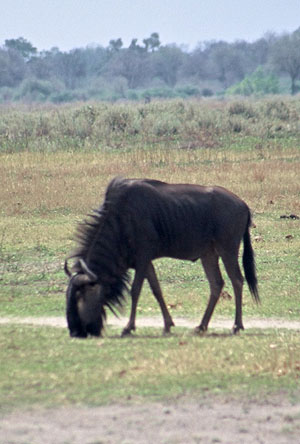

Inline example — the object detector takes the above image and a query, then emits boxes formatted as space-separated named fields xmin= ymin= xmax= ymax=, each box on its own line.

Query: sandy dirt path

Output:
xmin=1 ymin=315 xmax=300 ymax=330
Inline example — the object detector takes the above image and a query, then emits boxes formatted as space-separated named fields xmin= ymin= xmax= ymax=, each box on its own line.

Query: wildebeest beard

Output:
xmin=65 ymin=257 xmax=129 ymax=337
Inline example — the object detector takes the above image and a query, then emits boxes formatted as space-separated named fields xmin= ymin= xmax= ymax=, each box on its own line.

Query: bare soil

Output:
xmin=1 ymin=316 xmax=299 ymax=444
xmin=1 ymin=315 xmax=300 ymax=331
xmin=1 ymin=396 xmax=300 ymax=444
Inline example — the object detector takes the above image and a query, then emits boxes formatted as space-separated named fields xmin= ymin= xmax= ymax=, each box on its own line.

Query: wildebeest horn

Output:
xmin=79 ymin=259 xmax=98 ymax=282
xmin=73 ymin=273 xmax=95 ymax=286
xmin=64 ymin=260 xmax=72 ymax=277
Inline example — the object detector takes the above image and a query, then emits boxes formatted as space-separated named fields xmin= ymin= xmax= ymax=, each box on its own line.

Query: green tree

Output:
xmin=129 ymin=38 xmax=144 ymax=52
xmin=105 ymin=49 xmax=151 ymax=88
xmin=79 ymin=45 xmax=110 ymax=77
xmin=54 ymin=49 xmax=87 ymax=89
xmin=152 ymin=45 xmax=185 ymax=87
xmin=184 ymin=44 xmax=210 ymax=80
xmin=271 ymin=29 xmax=300 ymax=94
xmin=143 ymin=32 xmax=160 ymax=52
xmin=5 ymin=37 xmax=37 ymax=60
xmin=27 ymin=48 xmax=59 ymax=80
xmin=207 ymin=41 xmax=246 ymax=87
xmin=250 ymin=36 xmax=272 ymax=66
xmin=109 ymin=38 xmax=123 ymax=52
xmin=0 ymin=48 xmax=26 ymax=86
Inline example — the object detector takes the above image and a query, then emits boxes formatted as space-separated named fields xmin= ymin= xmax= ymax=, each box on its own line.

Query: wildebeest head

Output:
xmin=64 ymin=259 xmax=106 ymax=338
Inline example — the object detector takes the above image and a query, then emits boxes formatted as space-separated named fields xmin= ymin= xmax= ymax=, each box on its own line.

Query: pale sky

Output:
xmin=1 ymin=0 xmax=300 ymax=52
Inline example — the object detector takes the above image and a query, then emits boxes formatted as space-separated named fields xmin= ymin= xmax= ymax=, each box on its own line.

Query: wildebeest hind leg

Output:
xmin=221 ymin=252 xmax=244 ymax=334
xmin=146 ymin=262 xmax=175 ymax=334
xmin=196 ymin=252 xmax=224 ymax=333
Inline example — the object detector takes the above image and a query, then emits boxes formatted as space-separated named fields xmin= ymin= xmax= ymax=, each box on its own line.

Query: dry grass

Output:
xmin=1 ymin=144 xmax=299 ymax=219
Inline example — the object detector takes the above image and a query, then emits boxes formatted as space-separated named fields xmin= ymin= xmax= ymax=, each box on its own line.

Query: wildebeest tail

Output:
xmin=242 ymin=213 xmax=259 ymax=303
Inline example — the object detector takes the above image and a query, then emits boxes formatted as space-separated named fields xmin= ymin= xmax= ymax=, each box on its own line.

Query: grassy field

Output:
xmin=1 ymin=325 xmax=300 ymax=409
xmin=0 ymin=98 xmax=299 ymax=409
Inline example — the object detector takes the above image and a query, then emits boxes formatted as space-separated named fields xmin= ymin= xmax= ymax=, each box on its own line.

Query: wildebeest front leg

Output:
xmin=196 ymin=252 xmax=224 ymax=333
xmin=121 ymin=262 xmax=148 ymax=337
xmin=146 ymin=262 xmax=175 ymax=334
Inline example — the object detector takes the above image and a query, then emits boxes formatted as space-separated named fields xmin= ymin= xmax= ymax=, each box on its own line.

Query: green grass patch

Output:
xmin=1 ymin=324 xmax=299 ymax=410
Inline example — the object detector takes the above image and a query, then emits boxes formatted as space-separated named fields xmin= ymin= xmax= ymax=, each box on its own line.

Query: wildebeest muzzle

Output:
xmin=65 ymin=260 xmax=102 ymax=338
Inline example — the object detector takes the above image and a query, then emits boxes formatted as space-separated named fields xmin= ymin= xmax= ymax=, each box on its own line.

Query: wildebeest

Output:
xmin=65 ymin=177 xmax=259 ymax=338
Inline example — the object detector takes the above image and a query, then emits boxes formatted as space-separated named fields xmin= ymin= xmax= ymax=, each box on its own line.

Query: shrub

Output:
xmin=0 ymin=87 xmax=14 ymax=103
xmin=104 ymin=108 xmax=134 ymax=133
xmin=226 ymin=67 xmax=280 ymax=97
xmin=127 ymin=90 xmax=140 ymax=101
xmin=228 ymin=102 xmax=256 ymax=119
xmin=175 ymin=85 xmax=200 ymax=98
xmin=142 ymin=87 xmax=176 ymax=99
xmin=262 ymin=100 xmax=290 ymax=121
xmin=14 ymin=78 xmax=60 ymax=102
xmin=202 ymin=88 xmax=214 ymax=97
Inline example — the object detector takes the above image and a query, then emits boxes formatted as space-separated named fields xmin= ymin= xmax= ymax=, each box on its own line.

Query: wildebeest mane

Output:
xmin=71 ymin=205 xmax=106 ymax=265
xmin=68 ymin=178 xmax=131 ymax=313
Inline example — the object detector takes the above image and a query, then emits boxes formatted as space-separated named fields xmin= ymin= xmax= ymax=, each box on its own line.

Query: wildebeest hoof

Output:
xmin=232 ymin=325 xmax=244 ymax=335
xmin=70 ymin=330 xmax=88 ymax=338
xmin=163 ymin=328 xmax=173 ymax=337
xmin=163 ymin=322 xmax=175 ymax=336
xmin=121 ymin=328 xmax=133 ymax=337
xmin=194 ymin=325 xmax=207 ymax=335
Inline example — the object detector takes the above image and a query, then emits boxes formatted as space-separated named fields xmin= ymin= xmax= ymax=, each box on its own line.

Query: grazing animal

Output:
xmin=65 ymin=177 xmax=259 ymax=338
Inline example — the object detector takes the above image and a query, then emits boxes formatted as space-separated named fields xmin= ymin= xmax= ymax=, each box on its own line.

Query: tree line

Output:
xmin=1 ymin=29 xmax=300 ymax=103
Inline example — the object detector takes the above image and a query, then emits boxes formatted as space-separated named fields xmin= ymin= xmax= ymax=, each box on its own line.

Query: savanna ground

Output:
xmin=0 ymin=98 xmax=299 ymax=443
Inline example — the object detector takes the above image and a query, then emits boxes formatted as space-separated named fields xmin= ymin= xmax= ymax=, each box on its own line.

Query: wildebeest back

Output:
xmin=106 ymin=178 xmax=249 ymax=262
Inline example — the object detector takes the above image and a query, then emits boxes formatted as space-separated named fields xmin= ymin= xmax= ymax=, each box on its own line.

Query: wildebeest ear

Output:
xmin=64 ymin=260 xmax=72 ymax=277
xmin=64 ymin=259 xmax=83 ymax=277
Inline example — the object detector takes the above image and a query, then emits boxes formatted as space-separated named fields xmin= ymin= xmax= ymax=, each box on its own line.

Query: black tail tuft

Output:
xmin=243 ymin=214 xmax=259 ymax=303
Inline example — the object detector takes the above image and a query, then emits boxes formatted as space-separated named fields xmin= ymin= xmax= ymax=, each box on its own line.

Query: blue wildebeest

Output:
xmin=64 ymin=177 xmax=259 ymax=338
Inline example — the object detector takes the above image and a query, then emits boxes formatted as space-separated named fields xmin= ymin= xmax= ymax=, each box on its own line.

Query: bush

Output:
xmin=50 ymin=90 xmax=87 ymax=103
xmin=262 ymin=100 xmax=290 ymax=121
xmin=226 ymin=67 xmax=280 ymax=97
xmin=104 ymin=108 xmax=134 ymax=133
xmin=127 ymin=90 xmax=140 ymax=101
xmin=228 ymin=102 xmax=256 ymax=119
xmin=14 ymin=78 xmax=60 ymax=102
xmin=202 ymin=88 xmax=214 ymax=97
xmin=0 ymin=87 xmax=14 ymax=103
xmin=142 ymin=87 xmax=176 ymax=99
xmin=175 ymin=85 xmax=200 ymax=98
